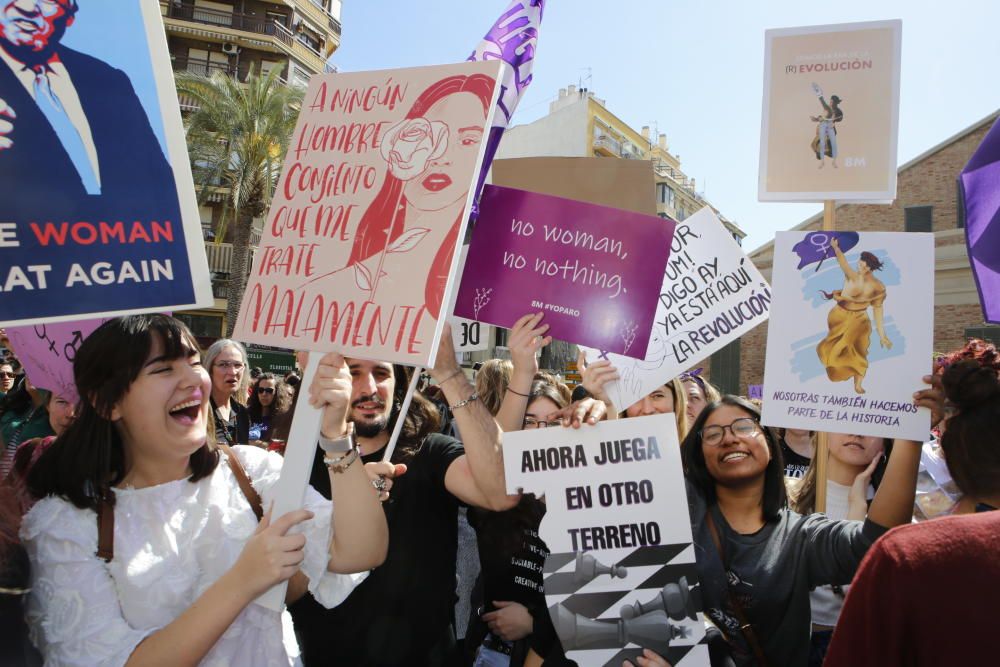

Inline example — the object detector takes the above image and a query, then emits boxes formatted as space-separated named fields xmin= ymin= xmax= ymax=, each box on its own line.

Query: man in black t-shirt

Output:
xmin=290 ymin=327 xmax=521 ymax=666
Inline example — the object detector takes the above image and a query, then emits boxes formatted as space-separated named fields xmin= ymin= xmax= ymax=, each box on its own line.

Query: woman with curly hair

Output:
xmin=247 ymin=373 xmax=292 ymax=447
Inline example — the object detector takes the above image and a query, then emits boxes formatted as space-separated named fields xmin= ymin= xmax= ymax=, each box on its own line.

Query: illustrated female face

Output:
xmin=857 ymin=258 xmax=871 ymax=275
xmin=626 ymin=385 xmax=674 ymax=418
xmin=211 ymin=345 xmax=244 ymax=398
xmin=700 ymin=405 xmax=771 ymax=486
xmin=256 ymin=378 xmax=276 ymax=407
xmin=522 ymin=396 xmax=562 ymax=430
xmin=828 ymin=432 xmax=884 ymax=467
xmin=111 ymin=334 xmax=211 ymax=462
xmin=683 ymin=379 xmax=707 ymax=423
xmin=403 ymin=91 xmax=485 ymax=212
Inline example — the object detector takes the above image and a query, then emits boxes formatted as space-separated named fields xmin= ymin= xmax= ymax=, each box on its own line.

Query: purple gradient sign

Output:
xmin=455 ymin=185 xmax=674 ymax=358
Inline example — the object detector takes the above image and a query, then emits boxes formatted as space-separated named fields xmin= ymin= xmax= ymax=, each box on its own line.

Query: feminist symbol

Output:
xmin=33 ymin=325 xmax=58 ymax=356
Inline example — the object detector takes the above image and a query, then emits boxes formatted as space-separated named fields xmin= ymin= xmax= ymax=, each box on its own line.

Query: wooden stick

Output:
xmin=381 ymin=367 xmax=422 ymax=463
xmin=814 ymin=200 xmax=836 ymax=514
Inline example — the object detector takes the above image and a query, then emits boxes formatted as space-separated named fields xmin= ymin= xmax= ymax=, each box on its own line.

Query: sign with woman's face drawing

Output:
xmin=758 ymin=20 xmax=902 ymax=202
xmin=233 ymin=61 xmax=502 ymax=367
xmin=761 ymin=231 xmax=933 ymax=441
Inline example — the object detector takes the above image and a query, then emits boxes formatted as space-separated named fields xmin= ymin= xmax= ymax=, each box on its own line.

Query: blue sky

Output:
xmin=332 ymin=0 xmax=999 ymax=251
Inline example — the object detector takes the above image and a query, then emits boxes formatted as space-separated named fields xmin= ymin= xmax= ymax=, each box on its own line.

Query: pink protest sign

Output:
xmin=232 ymin=61 xmax=503 ymax=367
xmin=455 ymin=186 xmax=675 ymax=359
xmin=5 ymin=318 xmax=108 ymax=403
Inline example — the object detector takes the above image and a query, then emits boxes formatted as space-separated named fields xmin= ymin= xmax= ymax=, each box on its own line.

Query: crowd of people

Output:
xmin=0 ymin=315 xmax=996 ymax=667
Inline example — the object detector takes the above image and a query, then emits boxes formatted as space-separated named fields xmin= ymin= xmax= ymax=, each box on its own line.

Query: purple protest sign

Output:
xmin=960 ymin=117 xmax=1000 ymax=323
xmin=455 ymin=185 xmax=675 ymax=359
xmin=4 ymin=318 xmax=108 ymax=403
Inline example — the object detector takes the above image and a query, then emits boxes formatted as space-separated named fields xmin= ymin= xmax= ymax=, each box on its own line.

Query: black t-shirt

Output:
xmin=290 ymin=433 xmax=465 ymax=666
xmin=780 ymin=438 xmax=811 ymax=479
xmin=210 ymin=397 xmax=250 ymax=445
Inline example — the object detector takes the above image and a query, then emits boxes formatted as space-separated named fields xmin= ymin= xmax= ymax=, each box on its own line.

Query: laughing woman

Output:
xmin=21 ymin=315 xmax=388 ymax=666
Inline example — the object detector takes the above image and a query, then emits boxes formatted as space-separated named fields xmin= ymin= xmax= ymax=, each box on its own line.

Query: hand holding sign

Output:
xmin=509 ymin=312 xmax=551 ymax=377
xmin=578 ymin=350 xmax=619 ymax=412
xmin=307 ymin=352 xmax=352 ymax=439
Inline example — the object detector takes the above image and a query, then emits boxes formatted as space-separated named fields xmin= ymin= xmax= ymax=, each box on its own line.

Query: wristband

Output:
xmin=506 ymin=387 xmax=530 ymax=398
xmin=450 ymin=392 xmax=479 ymax=411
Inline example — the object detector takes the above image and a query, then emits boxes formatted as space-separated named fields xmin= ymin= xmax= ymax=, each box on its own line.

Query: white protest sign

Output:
xmin=504 ymin=414 xmax=709 ymax=666
xmin=582 ymin=208 xmax=770 ymax=411
xmin=450 ymin=316 xmax=491 ymax=352
xmin=761 ymin=231 xmax=933 ymax=440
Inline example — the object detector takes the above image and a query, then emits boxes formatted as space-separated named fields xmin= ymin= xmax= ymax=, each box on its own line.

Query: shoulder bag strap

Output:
xmin=219 ymin=444 xmax=263 ymax=520
xmin=95 ymin=446 xmax=264 ymax=563
xmin=706 ymin=509 xmax=771 ymax=667
xmin=96 ymin=491 xmax=115 ymax=562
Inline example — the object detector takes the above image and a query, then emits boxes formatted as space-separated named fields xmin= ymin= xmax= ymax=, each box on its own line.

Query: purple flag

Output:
xmin=467 ymin=0 xmax=544 ymax=210
xmin=960 ymin=117 xmax=1000 ymax=324
xmin=791 ymin=231 xmax=860 ymax=271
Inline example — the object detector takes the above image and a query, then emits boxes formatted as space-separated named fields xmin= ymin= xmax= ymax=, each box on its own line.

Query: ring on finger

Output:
xmin=371 ymin=476 xmax=388 ymax=494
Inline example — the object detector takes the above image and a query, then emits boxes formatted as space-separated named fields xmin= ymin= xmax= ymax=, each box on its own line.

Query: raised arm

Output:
xmin=309 ymin=353 xmax=390 ymax=573
xmin=830 ymin=236 xmax=853 ymax=276
xmin=435 ymin=323 xmax=520 ymax=510
xmin=578 ymin=349 xmax=619 ymax=417
xmin=495 ymin=312 xmax=552 ymax=432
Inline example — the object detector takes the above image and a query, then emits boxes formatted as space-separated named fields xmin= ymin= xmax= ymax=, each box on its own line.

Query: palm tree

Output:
xmin=175 ymin=66 xmax=303 ymax=335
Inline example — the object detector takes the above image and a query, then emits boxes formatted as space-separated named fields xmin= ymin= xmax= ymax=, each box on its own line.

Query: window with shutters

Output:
xmin=904 ymin=206 xmax=933 ymax=232
xmin=709 ymin=339 xmax=741 ymax=395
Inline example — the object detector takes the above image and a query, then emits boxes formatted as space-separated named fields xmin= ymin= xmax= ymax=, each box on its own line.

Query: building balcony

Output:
xmin=171 ymin=54 xmax=237 ymax=79
xmin=271 ymin=21 xmax=326 ymax=74
xmin=161 ymin=1 xmax=286 ymax=38
xmin=292 ymin=0 xmax=342 ymax=40
xmin=593 ymin=134 xmax=622 ymax=157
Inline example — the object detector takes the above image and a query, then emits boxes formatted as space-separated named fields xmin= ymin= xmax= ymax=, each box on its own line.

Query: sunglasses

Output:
xmin=257 ymin=387 xmax=275 ymax=395
xmin=0 ymin=372 xmax=15 ymax=379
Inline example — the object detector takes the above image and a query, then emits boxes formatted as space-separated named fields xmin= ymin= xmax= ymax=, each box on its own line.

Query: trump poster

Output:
xmin=761 ymin=231 xmax=933 ymax=441
xmin=503 ymin=414 xmax=710 ymax=667
xmin=455 ymin=185 xmax=675 ymax=359
xmin=233 ymin=61 xmax=503 ymax=368
xmin=0 ymin=0 xmax=212 ymax=326
xmin=758 ymin=20 xmax=902 ymax=202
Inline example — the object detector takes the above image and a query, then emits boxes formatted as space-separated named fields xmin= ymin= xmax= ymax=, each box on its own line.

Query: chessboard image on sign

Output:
xmin=503 ymin=414 xmax=710 ymax=666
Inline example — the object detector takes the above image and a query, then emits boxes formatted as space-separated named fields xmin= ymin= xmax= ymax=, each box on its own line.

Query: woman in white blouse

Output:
xmin=20 ymin=315 xmax=389 ymax=666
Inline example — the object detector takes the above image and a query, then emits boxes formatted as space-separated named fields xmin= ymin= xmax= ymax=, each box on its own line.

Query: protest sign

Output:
xmin=4 ymin=318 xmax=108 ymax=403
xmin=0 ymin=0 xmax=212 ymax=326
xmin=761 ymin=231 xmax=933 ymax=440
xmin=454 ymin=185 xmax=675 ymax=359
xmin=450 ymin=317 xmax=490 ymax=352
xmin=492 ymin=157 xmax=657 ymax=216
xmin=581 ymin=208 xmax=770 ymax=411
xmin=504 ymin=414 xmax=709 ymax=666
xmin=232 ymin=61 xmax=503 ymax=368
xmin=758 ymin=20 xmax=902 ymax=202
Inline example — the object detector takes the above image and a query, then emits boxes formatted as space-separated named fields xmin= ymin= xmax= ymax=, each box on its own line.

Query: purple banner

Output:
xmin=960 ymin=117 xmax=1000 ymax=323
xmin=455 ymin=185 xmax=675 ymax=359
xmin=5 ymin=318 xmax=108 ymax=403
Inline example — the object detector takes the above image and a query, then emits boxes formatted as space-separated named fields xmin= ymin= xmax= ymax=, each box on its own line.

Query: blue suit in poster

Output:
xmin=0 ymin=0 xmax=195 ymax=322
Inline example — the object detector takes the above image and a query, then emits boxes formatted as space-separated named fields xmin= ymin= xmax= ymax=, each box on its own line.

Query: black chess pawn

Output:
xmin=573 ymin=551 xmax=627 ymax=584
xmin=550 ymin=603 xmax=688 ymax=655
xmin=620 ymin=576 xmax=697 ymax=621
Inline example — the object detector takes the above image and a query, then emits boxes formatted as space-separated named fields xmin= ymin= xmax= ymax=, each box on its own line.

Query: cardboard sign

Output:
xmin=503 ymin=414 xmax=709 ymax=666
xmin=492 ymin=157 xmax=657 ymax=216
xmin=450 ymin=317 xmax=490 ymax=352
xmin=455 ymin=185 xmax=675 ymax=358
xmin=761 ymin=231 xmax=933 ymax=440
xmin=758 ymin=20 xmax=902 ymax=202
xmin=232 ymin=61 xmax=503 ymax=367
xmin=581 ymin=208 xmax=770 ymax=411
xmin=0 ymin=0 xmax=212 ymax=326
xmin=5 ymin=318 xmax=107 ymax=402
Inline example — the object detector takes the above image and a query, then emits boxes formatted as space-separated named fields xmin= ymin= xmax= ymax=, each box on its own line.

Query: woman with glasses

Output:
xmin=468 ymin=379 xmax=572 ymax=667
xmin=204 ymin=339 xmax=251 ymax=446
xmin=657 ymin=394 xmax=934 ymax=667
xmin=247 ymin=373 xmax=291 ymax=447
xmin=0 ymin=362 xmax=16 ymax=397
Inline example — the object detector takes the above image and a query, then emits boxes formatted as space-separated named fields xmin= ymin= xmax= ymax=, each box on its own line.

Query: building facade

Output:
xmin=162 ymin=0 xmax=342 ymax=346
xmin=734 ymin=110 xmax=1000 ymax=396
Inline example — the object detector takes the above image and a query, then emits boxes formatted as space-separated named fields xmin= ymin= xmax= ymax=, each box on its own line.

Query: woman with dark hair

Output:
xmin=20 ymin=315 xmax=387 ymax=665
xmin=675 ymin=394 xmax=926 ymax=666
xmin=247 ymin=372 xmax=291 ymax=446
xmin=824 ymin=345 xmax=999 ymax=666
xmin=1 ymin=477 xmax=41 ymax=666
xmin=788 ymin=432 xmax=892 ymax=665
xmin=816 ymin=236 xmax=891 ymax=394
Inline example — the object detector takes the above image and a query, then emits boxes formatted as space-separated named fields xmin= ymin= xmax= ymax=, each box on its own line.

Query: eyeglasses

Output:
xmin=0 ymin=372 xmax=15 ymax=379
xmin=523 ymin=416 xmax=564 ymax=429
xmin=700 ymin=417 xmax=759 ymax=446
xmin=215 ymin=361 xmax=245 ymax=371
xmin=257 ymin=387 xmax=275 ymax=395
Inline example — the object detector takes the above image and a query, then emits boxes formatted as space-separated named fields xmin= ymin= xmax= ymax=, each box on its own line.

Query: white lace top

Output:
xmin=20 ymin=445 xmax=366 ymax=667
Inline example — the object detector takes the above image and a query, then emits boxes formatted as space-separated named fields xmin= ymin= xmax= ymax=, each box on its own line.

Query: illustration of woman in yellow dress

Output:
xmin=816 ymin=236 xmax=892 ymax=394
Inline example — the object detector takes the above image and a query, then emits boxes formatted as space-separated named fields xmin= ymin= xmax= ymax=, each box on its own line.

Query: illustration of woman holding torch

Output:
xmin=816 ymin=236 xmax=892 ymax=394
